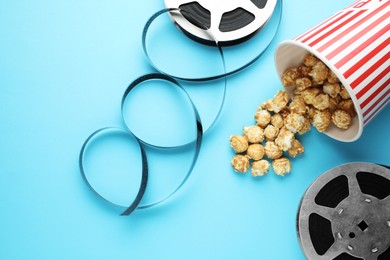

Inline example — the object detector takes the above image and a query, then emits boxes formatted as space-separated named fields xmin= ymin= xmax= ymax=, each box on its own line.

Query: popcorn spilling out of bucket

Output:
xmin=275 ymin=0 xmax=390 ymax=142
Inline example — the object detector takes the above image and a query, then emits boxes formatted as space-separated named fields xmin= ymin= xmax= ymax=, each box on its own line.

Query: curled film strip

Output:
xmin=80 ymin=74 xmax=203 ymax=215
xmin=297 ymin=162 xmax=390 ymax=260
xmin=80 ymin=3 xmax=282 ymax=215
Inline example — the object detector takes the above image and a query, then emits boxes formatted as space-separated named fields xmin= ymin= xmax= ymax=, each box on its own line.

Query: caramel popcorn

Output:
xmin=338 ymin=99 xmax=356 ymax=117
xmin=251 ymin=160 xmax=270 ymax=177
xmin=247 ymin=144 xmax=265 ymax=160
xmin=264 ymin=141 xmax=283 ymax=159
xmin=243 ymin=125 xmax=264 ymax=143
xmin=288 ymin=139 xmax=304 ymax=158
xmin=312 ymin=109 xmax=331 ymax=132
xmin=332 ymin=109 xmax=352 ymax=130
xmin=306 ymin=105 xmax=317 ymax=120
xmin=275 ymin=127 xmax=295 ymax=151
xmin=289 ymin=95 xmax=307 ymax=115
xmin=272 ymin=158 xmax=292 ymax=176
xmin=260 ymin=99 xmax=274 ymax=112
xmin=328 ymin=96 xmax=341 ymax=112
xmin=284 ymin=113 xmax=305 ymax=133
xmin=264 ymin=125 xmax=279 ymax=141
xmin=231 ymin=155 xmax=250 ymax=173
xmin=303 ymin=53 xmax=319 ymax=67
xmin=298 ymin=65 xmax=311 ymax=77
xmin=295 ymin=77 xmax=312 ymax=90
xmin=282 ymin=68 xmax=300 ymax=87
xmin=309 ymin=61 xmax=328 ymax=85
xmin=313 ymin=93 xmax=330 ymax=111
xmin=327 ymin=70 xmax=340 ymax=84
xmin=229 ymin=52 xmax=358 ymax=178
xmin=279 ymin=108 xmax=290 ymax=119
xmin=271 ymin=113 xmax=284 ymax=129
xmin=230 ymin=135 xmax=249 ymax=153
xmin=339 ymin=85 xmax=351 ymax=99
xmin=293 ymin=87 xmax=304 ymax=96
xmin=298 ymin=117 xmax=311 ymax=135
xmin=323 ymin=82 xmax=340 ymax=98
xmin=302 ymin=88 xmax=321 ymax=105
xmin=254 ymin=109 xmax=271 ymax=128
xmin=272 ymin=90 xmax=291 ymax=113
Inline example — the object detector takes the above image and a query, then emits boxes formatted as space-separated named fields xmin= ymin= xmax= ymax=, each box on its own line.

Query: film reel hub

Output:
xmin=164 ymin=0 xmax=277 ymax=45
xmin=297 ymin=163 xmax=390 ymax=260
xmin=330 ymin=191 xmax=390 ymax=259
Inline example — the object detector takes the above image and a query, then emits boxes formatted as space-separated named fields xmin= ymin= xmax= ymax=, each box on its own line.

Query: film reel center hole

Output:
xmin=358 ymin=220 xmax=368 ymax=231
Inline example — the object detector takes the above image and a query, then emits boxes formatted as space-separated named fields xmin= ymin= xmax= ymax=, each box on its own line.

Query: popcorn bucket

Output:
xmin=275 ymin=0 xmax=390 ymax=142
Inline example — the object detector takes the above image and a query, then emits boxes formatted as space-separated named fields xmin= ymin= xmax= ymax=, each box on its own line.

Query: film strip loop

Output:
xmin=79 ymin=127 xmax=148 ymax=216
xmin=121 ymin=73 xmax=203 ymax=209
xmin=79 ymin=3 xmax=282 ymax=215
xmin=79 ymin=74 xmax=203 ymax=216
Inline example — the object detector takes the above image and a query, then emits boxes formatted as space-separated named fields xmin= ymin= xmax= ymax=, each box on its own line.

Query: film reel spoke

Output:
xmin=209 ymin=9 xmax=223 ymax=33
xmin=320 ymin=242 xmax=345 ymax=260
xmin=346 ymin=172 xmax=362 ymax=199
xmin=311 ymin=203 xmax=335 ymax=221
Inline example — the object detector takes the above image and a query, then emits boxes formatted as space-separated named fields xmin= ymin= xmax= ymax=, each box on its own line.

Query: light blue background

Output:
xmin=1 ymin=0 xmax=389 ymax=259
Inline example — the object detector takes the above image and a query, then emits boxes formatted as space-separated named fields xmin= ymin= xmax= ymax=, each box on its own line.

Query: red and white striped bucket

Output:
xmin=275 ymin=0 xmax=390 ymax=142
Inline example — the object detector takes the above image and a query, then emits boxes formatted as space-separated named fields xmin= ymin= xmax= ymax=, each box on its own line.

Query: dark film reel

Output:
xmin=164 ymin=0 xmax=277 ymax=45
xmin=297 ymin=163 xmax=390 ymax=260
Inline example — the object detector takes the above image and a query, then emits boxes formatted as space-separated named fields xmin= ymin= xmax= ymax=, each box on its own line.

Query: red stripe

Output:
xmin=336 ymin=25 xmax=390 ymax=70
xmin=309 ymin=10 xmax=366 ymax=48
xmin=300 ymin=11 xmax=354 ymax=43
xmin=326 ymin=9 xmax=390 ymax=60
xmin=363 ymin=93 xmax=390 ymax=125
xmin=360 ymin=77 xmax=390 ymax=109
xmin=353 ymin=53 xmax=390 ymax=92
xmin=319 ymin=1 xmax=390 ymax=53
xmin=295 ymin=11 xmax=343 ymax=41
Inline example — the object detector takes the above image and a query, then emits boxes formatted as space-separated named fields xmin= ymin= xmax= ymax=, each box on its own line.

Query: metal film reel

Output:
xmin=164 ymin=0 xmax=277 ymax=45
xmin=297 ymin=163 xmax=390 ymax=260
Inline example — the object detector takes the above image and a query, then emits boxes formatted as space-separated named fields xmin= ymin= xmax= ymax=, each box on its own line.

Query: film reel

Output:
xmin=144 ymin=0 xmax=282 ymax=80
xmin=297 ymin=163 xmax=390 ymax=260
xmin=164 ymin=0 xmax=277 ymax=45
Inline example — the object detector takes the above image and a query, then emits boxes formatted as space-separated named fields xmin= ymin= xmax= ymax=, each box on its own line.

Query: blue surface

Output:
xmin=1 ymin=0 xmax=389 ymax=259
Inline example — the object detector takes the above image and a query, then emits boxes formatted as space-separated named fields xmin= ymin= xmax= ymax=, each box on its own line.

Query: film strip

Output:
xmin=79 ymin=3 xmax=282 ymax=216
xmin=297 ymin=162 xmax=390 ymax=260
